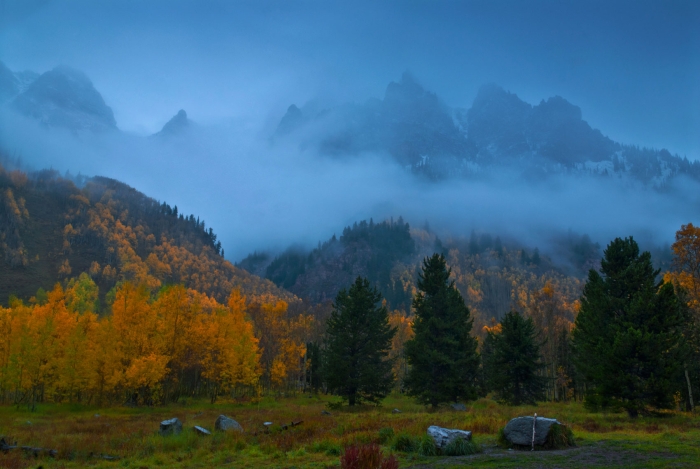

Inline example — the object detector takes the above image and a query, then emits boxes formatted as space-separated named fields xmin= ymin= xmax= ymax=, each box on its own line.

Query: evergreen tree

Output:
xmin=323 ymin=277 xmax=396 ymax=406
xmin=305 ymin=341 xmax=323 ymax=393
xmin=572 ymin=237 xmax=688 ymax=417
xmin=494 ymin=236 xmax=504 ymax=257
xmin=404 ymin=254 xmax=480 ymax=407
xmin=479 ymin=325 xmax=499 ymax=396
xmin=487 ymin=311 xmax=546 ymax=405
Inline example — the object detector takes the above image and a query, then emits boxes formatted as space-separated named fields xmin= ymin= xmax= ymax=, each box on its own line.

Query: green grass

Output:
xmin=1 ymin=395 xmax=699 ymax=468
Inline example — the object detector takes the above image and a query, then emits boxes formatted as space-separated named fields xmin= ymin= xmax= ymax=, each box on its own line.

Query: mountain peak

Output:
xmin=276 ymin=104 xmax=304 ymax=136
xmin=12 ymin=65 xmax=117 ymax=131
xmin=384 ymin=70 xmax=433 ymax=105
xmin=533 ymin=95 xmax=582 ymax=122
xmin=159 ymin=109 xmax=190 ymax=135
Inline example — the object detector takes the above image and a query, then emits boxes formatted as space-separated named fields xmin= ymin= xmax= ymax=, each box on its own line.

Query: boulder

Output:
xmin=215 ymin=415 xmax=243 ymax=432
xmin=159 ymin=418 xmax=182 ymax=436
xmin=450 ymin=403 xmax=467 ymax=411
xmin=392 ymin=408 xmax=401 ymax=414
xmin=502 ymin=416 xmax=560 ymax=447
xmin=427 ymin=426 xmax=472 ymax=449
xmin=193 ymin=425 xmax=211 ymax=436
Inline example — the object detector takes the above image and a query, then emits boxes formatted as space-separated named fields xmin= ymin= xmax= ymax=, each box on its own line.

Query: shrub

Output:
xmin=417 ymin=434 xmax=437 ymax=456
xmin=327 ymin=400 xmax=344 ymax=411
xmin=340 ymin=443 xmax=398 ymax=469
xmin=378 ymin=427 xmax=395 ymax=444
xmin=391 ymin=432 xmax=417 ymax=453
xmin=543 ymin=423 xmax=576 ymax=449
xmin=380 ymin=454 xmax=399 ymax=469
xmin=496 ymin=428 xmax=509 ymax=448
xmin=443 ymin=437 xmax=479 ymax=456
xmin=309 ymin=439 xmax=341 ymax=456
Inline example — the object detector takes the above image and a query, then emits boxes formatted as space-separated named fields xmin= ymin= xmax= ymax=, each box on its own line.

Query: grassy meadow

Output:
xmin=1 ymin=395 xmax=699 ymax=469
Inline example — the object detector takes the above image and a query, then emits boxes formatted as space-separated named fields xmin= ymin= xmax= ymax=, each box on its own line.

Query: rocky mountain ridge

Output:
xmin=275 ymin=72 xmax=699 ymax=187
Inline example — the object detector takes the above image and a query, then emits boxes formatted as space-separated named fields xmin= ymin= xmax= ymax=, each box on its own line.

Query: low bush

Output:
xmin=543 ymin=423 xmax=576 ymax=449
xmin=443 ymin=437 xmax=479 ymax=456
xmin=417 ymin=434 xmax=437 ymax=456
xmin=308 ymin=439 xmax=342 ymax=456
xmin=378 ymin=427 xmax=394 ymax=444
xmin=390 ymin=432 xmax=417 ymax=453
xmin=340 ymin=443 xmax=398 ymax=469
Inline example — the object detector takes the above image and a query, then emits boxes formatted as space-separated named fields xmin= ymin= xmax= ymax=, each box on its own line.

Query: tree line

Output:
xmin=0 ymin=276 xmax=313 ymax=408
xmin=315 ymin=223 xmax=700 ymax=417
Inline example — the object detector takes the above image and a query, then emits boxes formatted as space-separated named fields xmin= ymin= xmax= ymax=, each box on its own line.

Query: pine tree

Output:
xmin=404 ymin=254 xmax=480 ymax=407
xmin=572 ymin=237 xmax=688 ymax=417
xmin=305 ymin=341 xmax=323 ymax=393
xmin=487 ymin=311 xmax=546 ymax=405
xmin=323 ymin=277 xmax=396 ymax=406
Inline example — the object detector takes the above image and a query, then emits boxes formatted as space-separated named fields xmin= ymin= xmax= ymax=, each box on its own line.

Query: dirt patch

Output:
xmin=407 ymin=441 xmax=681 ymax=468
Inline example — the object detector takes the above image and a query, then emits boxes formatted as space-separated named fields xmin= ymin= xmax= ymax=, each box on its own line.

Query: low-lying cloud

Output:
xmin=1 ymin=108 xmax=698 ymax=262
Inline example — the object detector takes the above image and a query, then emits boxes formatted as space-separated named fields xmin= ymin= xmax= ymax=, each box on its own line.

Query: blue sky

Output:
xmin=2 ymin=0 xmax=698 ymax=158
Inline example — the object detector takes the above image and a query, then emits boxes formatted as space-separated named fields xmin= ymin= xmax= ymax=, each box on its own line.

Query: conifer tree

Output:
xmin=487 ymin=311 xmax=546 ymax=405
xmin=404 ymin=254 xmax=479 ymax=407
xmin=572 ymin=237 xmax=688 ymax=417
xmin=323 ymin=277 xmax=396 ymax=406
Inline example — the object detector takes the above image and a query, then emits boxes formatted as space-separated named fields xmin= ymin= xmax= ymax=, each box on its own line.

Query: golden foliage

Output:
xmin=0 ymin=277 xmax=310 ymax=405
xmin=668 ymin=223 xmax=700 ymax=314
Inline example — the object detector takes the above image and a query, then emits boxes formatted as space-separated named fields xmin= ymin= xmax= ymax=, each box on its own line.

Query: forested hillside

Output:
xmin=0 ymin=159 xmax=294 ymax=306
xmin=239 ymin=219 xmax=595 ymax=333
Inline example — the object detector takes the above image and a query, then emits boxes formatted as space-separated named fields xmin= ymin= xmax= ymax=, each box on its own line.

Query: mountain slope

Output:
xmin=239 ymin=218 xmax=594 ymax=327
xmin=0 ymin=157 xmax=294 ymax=306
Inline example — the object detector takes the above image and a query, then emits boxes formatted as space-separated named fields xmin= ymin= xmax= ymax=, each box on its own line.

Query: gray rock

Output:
xmin=450 ymin=403 xmax=467 ymax=411
xmin=321 ymin=410 xmax=332 ymax=416
xmin=215 ymin=415 xmax=243 ymax=432
xmin=159 ymin=418 xmax=182 ymax=436
xmin=427 ymin=425 xmax=472 ymax=449
xmin=502 ymin=416 xmax=560 ymax=447
xmin=193 ymin=425 xmax=211 ymax=436
xmin=392 ymin=408 xmax=401 ymax=414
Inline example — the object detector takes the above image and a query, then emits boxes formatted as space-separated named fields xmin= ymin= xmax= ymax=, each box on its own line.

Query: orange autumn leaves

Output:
xmin=666 ymin=223 xmax=700 ymax=314
xmin=0 ymin=278 xmax=309 ymax=405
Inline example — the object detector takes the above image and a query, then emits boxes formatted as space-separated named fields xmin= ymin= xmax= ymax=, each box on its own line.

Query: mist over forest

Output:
xmin=1 ymin=0 xmax=698 ymax=265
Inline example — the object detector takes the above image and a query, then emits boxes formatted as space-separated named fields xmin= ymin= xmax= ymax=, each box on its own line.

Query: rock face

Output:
xmin=502 ymin=416 xmax=560 ymax=447
xmin=0 ymin=61 xmax=38 ymax=104
xmin=215 ymin=415 xmax=243 ymax=432
xmin=159 ymin=418 xmax=183 ymax=436
xmin=427 ymin=426 xmax=472 ymax=449
xmin=193 ymin=425 xmax=211 ymax=436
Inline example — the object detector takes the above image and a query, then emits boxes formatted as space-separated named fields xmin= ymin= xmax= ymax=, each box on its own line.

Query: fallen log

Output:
xmin=1 ymin=439 xmax=57 ymax=458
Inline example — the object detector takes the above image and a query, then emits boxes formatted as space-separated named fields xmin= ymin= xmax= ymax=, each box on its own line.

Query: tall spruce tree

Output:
xmin=323 ymin=277 xmax=396 ymax=406
xmin=404 ymin=254 xmax=480 ymax=407
xmin=487 ymin=311 xmax=546 ymax=405
xmin=572 ymin=237 xmax=688 ymax=417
